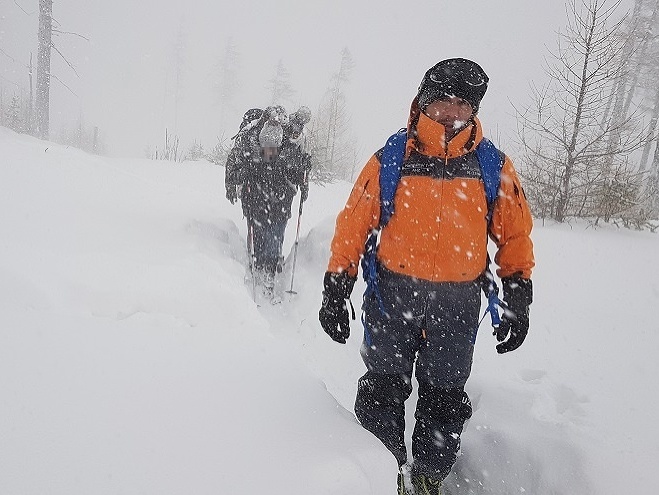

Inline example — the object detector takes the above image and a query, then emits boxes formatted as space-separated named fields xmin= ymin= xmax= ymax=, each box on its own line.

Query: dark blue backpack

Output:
xmin=361 ymin=128 xmax=505 ymax=332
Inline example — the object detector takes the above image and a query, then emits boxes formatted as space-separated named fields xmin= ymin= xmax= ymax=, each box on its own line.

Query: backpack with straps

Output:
xmin=231 ymin=108 xmax=264 ymax=140
xmin=360 ymin=128 xmax=506 ymax=330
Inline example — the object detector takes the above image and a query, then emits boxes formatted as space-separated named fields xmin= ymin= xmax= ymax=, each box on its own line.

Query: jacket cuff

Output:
xmin=323 ymin=271 xmax=356 ymax=300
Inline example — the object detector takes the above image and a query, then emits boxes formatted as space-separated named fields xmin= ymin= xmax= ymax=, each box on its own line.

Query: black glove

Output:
xmin=319 ymin=271 xmax=356 ymax=344
xmin=300 ymin=182 xmax=309 ymax=203
xmin=495 ymin=276 xmax=533 ymax=354
xmin=226 ymin=185 xmax=237 ymax=204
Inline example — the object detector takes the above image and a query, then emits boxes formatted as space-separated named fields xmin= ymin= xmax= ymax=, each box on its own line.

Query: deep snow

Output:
xmin=1 ymin=127 xmax=657 ymax=494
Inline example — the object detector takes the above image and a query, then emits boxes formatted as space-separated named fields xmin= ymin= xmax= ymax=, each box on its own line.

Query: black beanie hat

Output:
xmin=417 ymin=58 xmax=489 ymax=113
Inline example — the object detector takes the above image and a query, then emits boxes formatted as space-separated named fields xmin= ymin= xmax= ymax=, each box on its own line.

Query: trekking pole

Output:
xmin=286 ymin=194 xmax=305 ymax=295
xmin=247 ymin=218 xmax=257 ymax=300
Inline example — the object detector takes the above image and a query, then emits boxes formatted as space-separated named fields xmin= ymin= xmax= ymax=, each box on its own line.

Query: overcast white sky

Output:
xmin=0 ymin=0 xmax=633 ymax=158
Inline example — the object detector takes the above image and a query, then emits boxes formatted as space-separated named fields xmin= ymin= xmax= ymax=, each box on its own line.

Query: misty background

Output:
xmin=2 ymin=3 xmax=659 ymax=493
xmin=1 ymin=0 xmax=571 ymax=159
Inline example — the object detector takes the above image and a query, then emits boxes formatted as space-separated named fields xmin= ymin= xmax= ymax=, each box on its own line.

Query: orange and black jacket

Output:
xmin=327 ymin=101 xmax=535 ymax=283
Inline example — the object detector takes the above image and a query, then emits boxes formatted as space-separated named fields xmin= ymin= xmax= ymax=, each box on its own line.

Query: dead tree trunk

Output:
xmin=639 ymin=84 xmax=659 ymax=172
xmin=35 ymin=0 xmax=53 ymax=139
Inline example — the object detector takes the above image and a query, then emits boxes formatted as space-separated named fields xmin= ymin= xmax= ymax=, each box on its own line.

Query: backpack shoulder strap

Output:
xmin=474 ymin=137 xmax=507 ymax=329
xmin=380 ymin=133 xmax=504 ymax=226
xmin=379 ymin=128 xmax=407 ymax=227
xmin=361 ymin=128 xmax=406 ymax=309
xmin=475 ymin=137 xmax=504 ymax=224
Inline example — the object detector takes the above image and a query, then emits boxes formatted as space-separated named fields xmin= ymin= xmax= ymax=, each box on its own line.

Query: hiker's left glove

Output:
xmin=495 ymin=276 xmax=533 ymax=354
xmin=319 ymin=271 xmax=356 ymax=344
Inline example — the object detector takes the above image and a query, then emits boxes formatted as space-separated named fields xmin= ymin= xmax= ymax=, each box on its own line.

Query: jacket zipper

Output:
xmin=432 ymin=146 xmax=450 ymax=280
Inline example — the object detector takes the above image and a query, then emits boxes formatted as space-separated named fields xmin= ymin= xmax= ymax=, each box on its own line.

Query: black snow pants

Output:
xmin=354 ymin=266 xmax=478 ymax=481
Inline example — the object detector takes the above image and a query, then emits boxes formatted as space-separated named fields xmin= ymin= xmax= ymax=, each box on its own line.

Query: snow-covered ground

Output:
xmin=1 ymin=127 xmax=657 ymax=494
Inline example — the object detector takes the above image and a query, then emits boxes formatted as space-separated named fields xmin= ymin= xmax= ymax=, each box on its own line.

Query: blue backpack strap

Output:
xmin=475 ymin=137 xmax=506 ymax=329
xmin=475 ymin=137 xmax=503 ymax=223
xmin=361 ymin=129 xmax=407 ymax=320
xmin=379 ymin=128 xmax=408 ymax=226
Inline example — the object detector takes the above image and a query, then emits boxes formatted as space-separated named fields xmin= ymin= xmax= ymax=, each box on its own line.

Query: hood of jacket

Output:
xmin=405 ymin=96 xmax=484 ymax=159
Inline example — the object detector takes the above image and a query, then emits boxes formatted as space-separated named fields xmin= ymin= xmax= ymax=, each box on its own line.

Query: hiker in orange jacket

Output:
xmin=318 ymin=58 xmax=535 ymax=494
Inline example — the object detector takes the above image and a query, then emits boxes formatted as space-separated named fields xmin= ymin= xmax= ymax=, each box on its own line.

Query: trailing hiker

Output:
xmin=318 ymin=58 xmax=535 ymax=494
xmin=225 ymin=105 xmax=312 ymax=302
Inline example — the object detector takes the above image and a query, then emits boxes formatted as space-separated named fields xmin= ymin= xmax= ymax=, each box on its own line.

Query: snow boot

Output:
xmin=411 ymin=473 xmax=444 ymax=495
xmin=262 ymin=269 xmax=281 ymax=305
xmin=397 ymin=464 xmax=413 ymax=495
xmin=397 ymin=473 xmax=412 ymax=495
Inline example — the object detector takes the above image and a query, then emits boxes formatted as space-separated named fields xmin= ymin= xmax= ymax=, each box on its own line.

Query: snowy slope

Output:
xmin=1 ymin=127 xmax=657 ymax=494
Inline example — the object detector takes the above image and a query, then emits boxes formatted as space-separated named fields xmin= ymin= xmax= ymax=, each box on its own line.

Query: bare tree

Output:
xmin=309 ymin=48 xmax=358 ymax=182
xmin=638 ymin=84 xmax=659 ymax=173
xmin=34 ymin=0 xmax=52 ymax=139
xmin=214 ymin=38 xmax=241 ymax=129
xmin=53 ymin=112 xmax=104 ymax=154
xmin=28 ymin=53 xmax=34 ymax=130
xmin=647 ymin=159 xmax=659 ymax=220
xmin=170 ymin=20 xmax=187 ymax=135
xmin=31 ymin=0 xmax=87 ymax=140
xmin=153 ymin=129 xmax=181 ymax=162
xmin=604 ymin=0 xmax=659 ymax=174
xmin=206 ymin=134 xmax=231 ymax=166
xmin=635 ymin=0 xmax=659 ymax=172
xmin=267 ymin=60 xmax=295 ymax=107
xmin=516 ymin=0 xmax=650 ymax=223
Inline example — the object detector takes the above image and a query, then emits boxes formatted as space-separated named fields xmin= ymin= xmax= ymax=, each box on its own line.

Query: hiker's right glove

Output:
xmin=319 ymin=271 xmax=356 ymax=344
xmin=495 ymin=276 xmax=533 ymax=354
xmin=226 ymin=185 xmax=237 ymax=204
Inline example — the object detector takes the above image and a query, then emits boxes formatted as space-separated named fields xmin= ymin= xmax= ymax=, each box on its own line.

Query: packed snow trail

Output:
xmin=0 ymin=129 xmax=394 ymax=495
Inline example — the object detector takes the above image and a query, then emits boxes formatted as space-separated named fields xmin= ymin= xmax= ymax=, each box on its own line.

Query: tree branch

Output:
xmin=13 ymin=0 xmax=35 ymax=15
xmin=52 ymin=29 xmax=90 ymax=42
xmin=50 ymin=42 xmax=79 ymax=78
xmin=50 ymin=73 xmax=78 ymax=97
